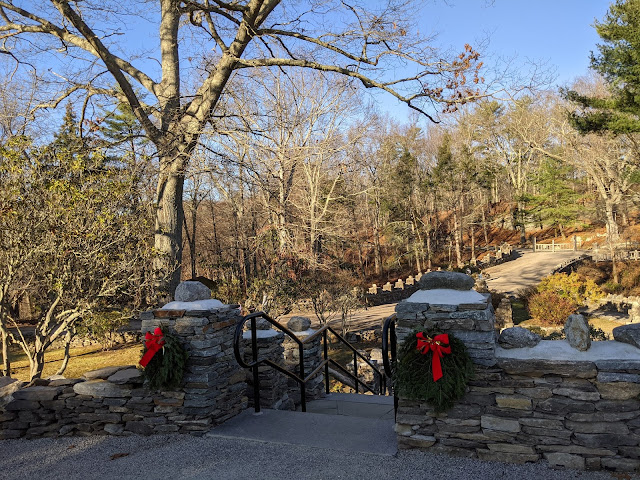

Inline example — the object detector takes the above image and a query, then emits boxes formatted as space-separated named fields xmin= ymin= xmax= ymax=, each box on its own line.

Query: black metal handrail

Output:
xmin=233 ymin=311 xmax=388 ymax=413
xmin=382 ymin=314 xmax=398 ymax=417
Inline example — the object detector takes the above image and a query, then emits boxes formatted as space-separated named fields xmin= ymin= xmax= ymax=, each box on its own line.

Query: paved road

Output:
xmin=483 ymin=249 xmax=582 ymax=296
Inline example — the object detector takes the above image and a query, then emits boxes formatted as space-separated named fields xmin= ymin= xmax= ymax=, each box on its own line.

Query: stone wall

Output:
xmin=0 ymin=305 xmax=247 ymax=439
xmin=396 ymin=345 xmax=640 ymax=473
xmin=393 ymin=281 xmax=640 ymax=474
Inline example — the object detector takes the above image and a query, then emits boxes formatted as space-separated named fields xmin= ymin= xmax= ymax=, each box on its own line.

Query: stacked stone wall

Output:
xmin=393 ymin=278 xmax=640 ymax=474
xmin=0 ymin=306 xmax=247 ymax=439
xmin=396 ymin=354 xmax=640 ymax=473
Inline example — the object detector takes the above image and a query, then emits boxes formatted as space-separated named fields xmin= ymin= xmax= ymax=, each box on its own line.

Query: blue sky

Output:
xmin=424 ymin=0 xmax=610 ymax=86
xmin=376 ymin=0 xmax=612 ymax=120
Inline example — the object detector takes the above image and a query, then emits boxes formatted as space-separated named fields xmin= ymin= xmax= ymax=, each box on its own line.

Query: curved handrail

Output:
xmin=382 ymin=314 xmax=397 ymax=378
xmin=233 ymin=311 xmax=388 ymax=413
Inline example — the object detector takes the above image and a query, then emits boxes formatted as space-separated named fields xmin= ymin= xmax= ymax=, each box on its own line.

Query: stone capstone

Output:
xmin=417 ymin=271 xmax=475 ymax=291
xmin=174 ymin=281 xmax=211 ymax=302
xmin=83 ymin=365 xmax=131 ymax=380
xmin=287 ymin=316 xmax=311 ymax=332
xmin=73 ymin=380 xmax=131 ymax=398
xmin=107 ymin=368 xmax=144 ymax=385
xmin=613 ymin=323 xmax=640 ymax=349
xmin=498 ymin=327 xmax=541 ymax=349
xmin=565 ymin=314 xmax=591 ymax=352
xmin=12 ymin=386 xmax=59 ymax=402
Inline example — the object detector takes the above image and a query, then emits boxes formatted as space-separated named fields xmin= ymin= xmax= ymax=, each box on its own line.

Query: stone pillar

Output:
xmin=139 ymin=304 xmax=247 ymax=427
xmin=394 ymin=271 xmax=497 ymax=367
xmin=283 ymin=316 xmax=324 ymax=406
xmin=242 ymin=318 xmax=293 ymax=410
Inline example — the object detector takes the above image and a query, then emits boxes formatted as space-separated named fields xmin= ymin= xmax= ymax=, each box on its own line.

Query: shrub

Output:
xmin=537 ymin=272 xmax=603 ymax=307
xmin=528 ymin=291 xmax=577 ymax=326
xmin=575 ymin=263 xmax=608 ymax=284
xmin=620 ymin=263 xmax=640 ymax=290
xmin=78 ymin=311 xmax=129 ymax=350
xmin=602 ymin=281 xmax=623 ymax=294
xmin=589 ymin=325 xmax=609 ymax=341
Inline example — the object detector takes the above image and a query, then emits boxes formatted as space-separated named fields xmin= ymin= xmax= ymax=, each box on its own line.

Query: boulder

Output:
xmin=174 ymin=280 xmax=211 ymax=302
xmin=498 ymin=327 xmax=541 ymax=349
xmin=418 ymin=271 xmax=475 ymax=291
xmin=565 ymin=314 xmax=591 ymax=352
xmin=613 ymin=323 xmax=640 ymax=349
xmin=287 ymin=316 xmax=312 ymax=332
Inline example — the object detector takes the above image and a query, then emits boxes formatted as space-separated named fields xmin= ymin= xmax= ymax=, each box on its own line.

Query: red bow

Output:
xmin=139 ymin=327 xmax=165 ymax=367
xmin=416 ymin=332 xmax=451 ymax=382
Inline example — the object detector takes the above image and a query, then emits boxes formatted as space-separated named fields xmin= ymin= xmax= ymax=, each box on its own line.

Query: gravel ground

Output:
xmin=1 ymin=434 xmax=636 ymax=480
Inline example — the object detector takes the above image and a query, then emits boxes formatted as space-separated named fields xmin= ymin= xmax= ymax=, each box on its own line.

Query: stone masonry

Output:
xmin=283 ymin=317 xmax=325 ymax=406
xmin=0 ymin=305 xmax=247 ymax=438
xmin=393 ymin=272 xmax=640 ymax=473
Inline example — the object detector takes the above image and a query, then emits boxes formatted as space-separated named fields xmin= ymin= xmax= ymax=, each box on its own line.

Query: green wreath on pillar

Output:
xmin=139 ymin=326 xmax=189 ymax=391
xmin=394 ymin=329 xmax=474 ymax=413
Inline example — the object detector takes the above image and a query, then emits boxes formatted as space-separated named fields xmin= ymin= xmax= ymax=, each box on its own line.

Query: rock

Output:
xmin=12 ymin=386 xmax=59 ymax=401
xmin=613 ymin=323 xmax=640 ymax=349
xmin=0 ymin=376 xmax=18 ymax=389
xmin=474 ymin=276 xmax=489 ymax=293
xmin=287 ymin=316 xmax=311 ymax=332
xmin=495 ymin=298 xmax=514 ymax=329
xmin=107 ymin=368 xmax=144 ymax=385
xmin=174 ymin=280 xmax=211 ymax=302
xmin=73 ymin=380 xmax=131 ymax=398
xmin=0 ymin=379 xmax=24 ymax=408
xmin=417 ymin=271 xmax=475 ymax=291
xmin=564 ymin=314 xmax=591 ymax=351
xmin=498 ymin=327 xmax=541 ymax=349
xmin=83 ymin=365 xmax=131 ymax=380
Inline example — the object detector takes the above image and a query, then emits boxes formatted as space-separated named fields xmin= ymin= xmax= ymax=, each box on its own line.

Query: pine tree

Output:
xmin=566 ymin=0 xmax=640 ymax=133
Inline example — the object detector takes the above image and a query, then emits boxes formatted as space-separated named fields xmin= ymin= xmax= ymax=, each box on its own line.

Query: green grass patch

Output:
xmin=511 ymin=299 xmax=530 ymax=325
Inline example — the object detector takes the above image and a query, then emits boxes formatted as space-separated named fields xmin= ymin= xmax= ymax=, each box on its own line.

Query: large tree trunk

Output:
xmin=153 ymin=157 xmax=185 ymax=303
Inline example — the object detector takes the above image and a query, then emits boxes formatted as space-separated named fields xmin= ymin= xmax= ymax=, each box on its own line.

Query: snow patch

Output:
xmin=405 ymin=288 xmax=486 ymax=305
xmin=160 ymin=299 xmax=226 ymax=311
xmin=496 ymin=340 xmax=640 ymax=361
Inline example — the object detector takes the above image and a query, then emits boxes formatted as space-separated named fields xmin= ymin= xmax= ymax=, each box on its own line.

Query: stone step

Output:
xmin=207 ymin=394 xmax=397 ymax=456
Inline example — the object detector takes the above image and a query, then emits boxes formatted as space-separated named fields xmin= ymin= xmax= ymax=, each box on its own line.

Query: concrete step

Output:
xmin=301 ymin=393 xmax=395 ymax=421
xmin=207 ymin=394 xmax=397 ymax=456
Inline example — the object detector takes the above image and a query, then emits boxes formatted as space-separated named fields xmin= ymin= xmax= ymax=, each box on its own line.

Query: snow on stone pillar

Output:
xmin=394 ymin=271 xmax=497 ymax=367
xmin=283 ymin=316 xmax=324 ymax=406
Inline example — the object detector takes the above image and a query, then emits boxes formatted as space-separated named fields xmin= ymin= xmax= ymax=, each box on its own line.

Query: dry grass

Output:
xmin=5 ymin=344 xmax=141 ymax=381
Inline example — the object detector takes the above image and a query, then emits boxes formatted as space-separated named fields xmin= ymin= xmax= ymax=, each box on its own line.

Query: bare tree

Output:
xmin=0 ymin=0 xmax=486 ymax=299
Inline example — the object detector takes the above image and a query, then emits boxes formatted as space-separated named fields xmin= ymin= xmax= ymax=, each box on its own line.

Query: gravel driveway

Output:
xmin=0 ymin=433 xmax=631 ymax=480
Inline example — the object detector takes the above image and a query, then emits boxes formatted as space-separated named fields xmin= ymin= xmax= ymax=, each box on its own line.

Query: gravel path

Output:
xmin=483 ymin=250 xmax=582 ymax=296
xmin=0 ymin=434 xmax=632 ymax=480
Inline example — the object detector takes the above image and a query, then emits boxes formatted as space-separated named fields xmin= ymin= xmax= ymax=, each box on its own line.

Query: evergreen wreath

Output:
xmin=140 ymin=326 xmax=189 ymax=390
xmin=394 ymin=329 xmax=474 ymax=413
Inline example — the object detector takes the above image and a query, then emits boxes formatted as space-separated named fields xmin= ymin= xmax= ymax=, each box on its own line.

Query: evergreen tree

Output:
xmin=566 ymin=0 xmax=640 ymax=133
xmin=528 ymin=157 xmax=584 ymax=237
